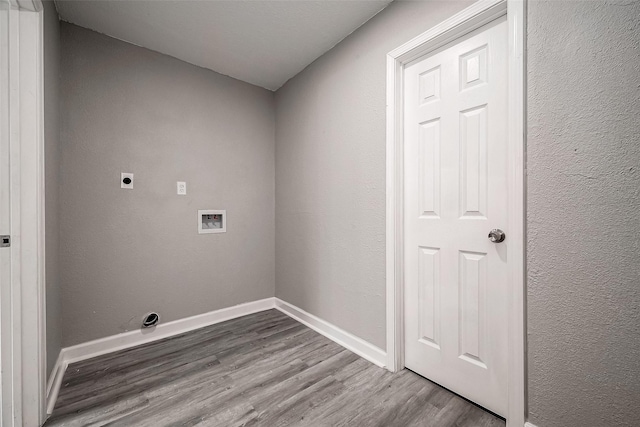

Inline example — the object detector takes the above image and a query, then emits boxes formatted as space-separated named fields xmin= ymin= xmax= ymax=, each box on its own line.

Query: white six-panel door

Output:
xmin=403 ymin=17 xmax=509 ymax=416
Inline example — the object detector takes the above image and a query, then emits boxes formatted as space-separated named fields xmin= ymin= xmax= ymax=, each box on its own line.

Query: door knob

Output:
xmin=488 ymin=229 xmax=506 ymax=243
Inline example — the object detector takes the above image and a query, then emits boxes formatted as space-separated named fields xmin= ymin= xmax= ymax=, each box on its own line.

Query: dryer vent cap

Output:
xmin=142 ymin=312 xmax=160 ymax=328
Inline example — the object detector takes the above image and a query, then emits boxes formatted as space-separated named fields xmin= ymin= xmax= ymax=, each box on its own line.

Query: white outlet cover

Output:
xmin=121 ymin=172 xmax=133 ymax=189
xmin=177 ymin=181 xmax=186 ymax=195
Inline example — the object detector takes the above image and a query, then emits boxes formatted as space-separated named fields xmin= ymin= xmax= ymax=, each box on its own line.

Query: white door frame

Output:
xmin=0 ymin=0 xmax=47 ymax=425
xmin=385 ymin=0 xmax=526 ymax=426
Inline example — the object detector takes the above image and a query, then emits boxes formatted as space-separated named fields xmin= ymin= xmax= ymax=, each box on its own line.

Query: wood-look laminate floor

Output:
xmin=46 ymin=309 xmax=505 ymax=427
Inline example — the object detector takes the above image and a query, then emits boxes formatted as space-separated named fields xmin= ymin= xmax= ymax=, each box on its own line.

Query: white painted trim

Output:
xmin=13 ymin=0 xmax=41 ymax=12
xmin=274 ymin=298 xmax=387 ymax=368
xmin=387 ymin=0 xmax=506 ymax=64
xmin=506 ymin=2 xmax=527 ymax=426
xmin=385 ymin=1 xmax=526 ymax=426
xmin=45 ymin=353 xmax=66 ymax=415
xmin=524 ymin=423 xmax=538 ymax=427
xmin=45 ymin=297 xmax=277 ymax=414
xmin=385 ymin=42 xmax=404 ymax=373
xmin=0 ymin=1 xmax=46 ymax=425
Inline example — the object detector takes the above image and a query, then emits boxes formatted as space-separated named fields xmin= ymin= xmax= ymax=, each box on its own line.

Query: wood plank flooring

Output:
xmin=45 ymin=309 xmax=505 ymax=427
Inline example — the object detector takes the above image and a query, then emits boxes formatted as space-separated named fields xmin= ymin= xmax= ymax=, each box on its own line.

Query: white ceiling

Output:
xmin=55 ymin=0 xmax=392 ymax=91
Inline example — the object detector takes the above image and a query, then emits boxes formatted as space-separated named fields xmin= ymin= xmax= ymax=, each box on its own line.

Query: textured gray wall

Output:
xmin=527 ymin=1 xmax=640 ymax=426
xmin=59 ymin=23 xmax=275 ymax=346
xmin=44 ymin=0 xmax=62 ymax=376
xmin=274 ymin=0 xmax=473 ymax=350
xmin=277 ymin=0 xmax=640 ymax=423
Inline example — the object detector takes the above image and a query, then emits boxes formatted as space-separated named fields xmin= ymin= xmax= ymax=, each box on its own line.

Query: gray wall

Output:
xmin=526 ymin=1 xmax=640 ymax=426
xmin=276 ymin=0 xmax=640 ymax=424
xmin=275 ymin=0 xmax=473 ymax=350
xmin=59 ymin=23 xmax=275 ymax=346
xmin=43 ymin=0 xmax=62 ymax=376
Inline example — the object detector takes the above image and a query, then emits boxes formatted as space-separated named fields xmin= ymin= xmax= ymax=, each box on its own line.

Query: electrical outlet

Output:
xmin=177 ymin=181 xmax=186 ymax=195
xmin=121 ymin=173 xmax=133 ymax=189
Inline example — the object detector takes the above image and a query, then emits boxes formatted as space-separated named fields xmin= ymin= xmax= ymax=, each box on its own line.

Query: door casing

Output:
xmin=385 ymin=1 xmax=526 ymax=426
xmin=0 ymin=0 xmax=47 ymax=425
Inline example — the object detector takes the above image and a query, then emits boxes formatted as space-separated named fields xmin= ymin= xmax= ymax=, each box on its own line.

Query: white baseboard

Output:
xmin=46 ymin=353 xmax=68 ymax=415
xmin=45 ymin=296 xmax=388 ymax=415
xmin=524 ymin=423 xmax=538 ymax=427
xmin=61 ymin=297 xmax=276 ymax=365
xmin=274 ymin=298 xmax=387 ymax=368
xmin=45 ymin=297 xmax=276 ymax=414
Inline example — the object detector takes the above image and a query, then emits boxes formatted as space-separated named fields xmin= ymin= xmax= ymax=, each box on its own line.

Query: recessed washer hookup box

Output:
xmin=198 ymin=210 xmax=226 ymax=234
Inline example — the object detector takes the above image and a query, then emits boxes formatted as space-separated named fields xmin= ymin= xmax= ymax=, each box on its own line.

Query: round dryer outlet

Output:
xmin=142 ymin=312 xmax=160 ymax=328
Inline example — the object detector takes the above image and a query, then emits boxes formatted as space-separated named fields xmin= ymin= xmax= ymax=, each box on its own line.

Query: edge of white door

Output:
xmin=385 ymin=0 xmax=526 ymax=426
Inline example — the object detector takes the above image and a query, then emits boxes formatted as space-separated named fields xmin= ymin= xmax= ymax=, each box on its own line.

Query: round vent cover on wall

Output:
xmin=142 ymin=312 xmax=160 ymax=328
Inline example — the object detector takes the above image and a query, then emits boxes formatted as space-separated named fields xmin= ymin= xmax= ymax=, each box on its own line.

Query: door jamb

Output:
xmin=0 ymin=0 xmax=47 ymax=425
xmin=385 ymin=1 xmax=526 ymax=426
